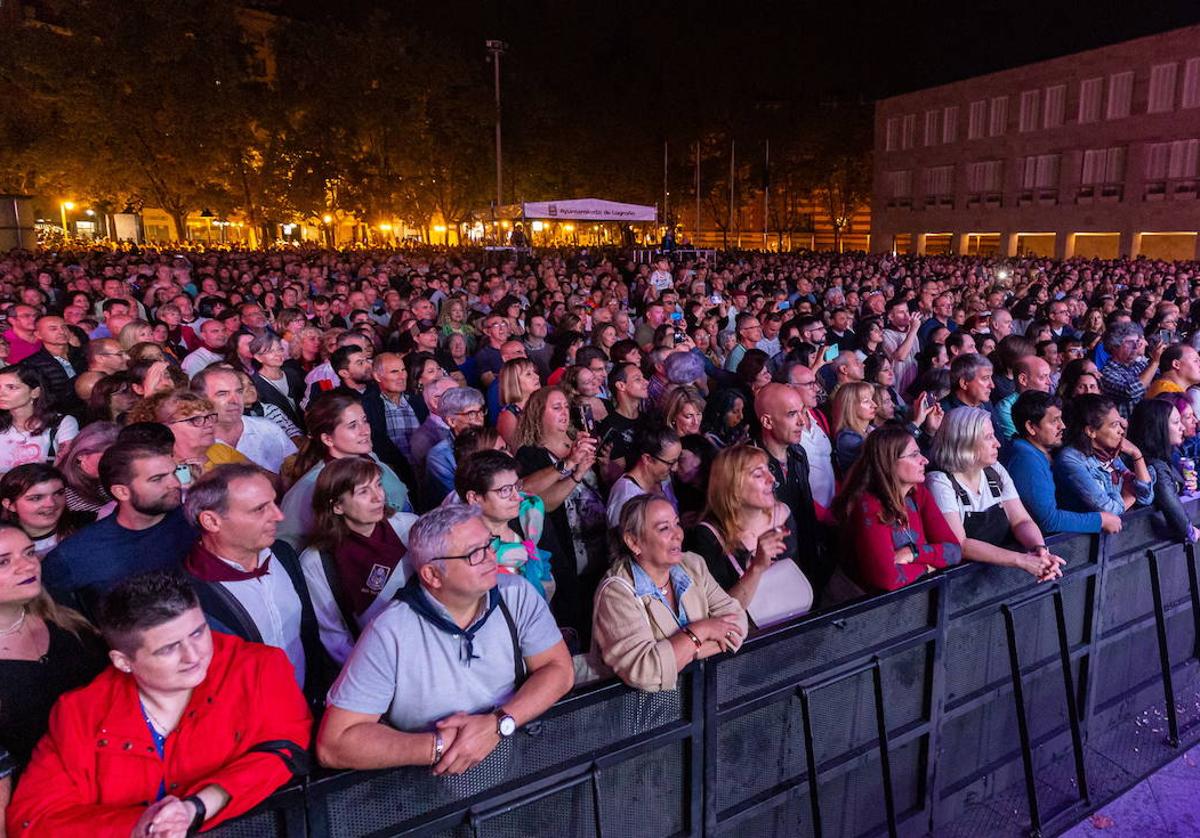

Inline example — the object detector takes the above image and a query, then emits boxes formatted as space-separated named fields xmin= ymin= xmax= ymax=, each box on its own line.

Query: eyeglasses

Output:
xmin=488 ymin=481 xmax=524 ymax=500
xmin=171 ymin=413 xmax=218 ymax=429
xmin=437 ymin=541 xmax=495 ymax=566
xmin=793 ymin=380 xmax=820 ymax=388
xmin=651 ymin=454 xmax=681 ymax=469
xmin=457 ymin=408 xmax=485 ymax=420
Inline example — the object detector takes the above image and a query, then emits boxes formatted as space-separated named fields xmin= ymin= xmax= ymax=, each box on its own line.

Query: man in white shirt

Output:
xmin=783 ymin=362 xmax=836 ymax=509
xmin=181 ymin=463 xmax=324 ymax=699
xmin=180 ymin=320 xmax=229 ymax=379
xmin=192 ymin=366 xmax=297 ymax=473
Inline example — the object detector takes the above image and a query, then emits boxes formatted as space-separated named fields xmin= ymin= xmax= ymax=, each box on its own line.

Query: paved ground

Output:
xmin=1059 ymin=743 xmax=1200 ymax=837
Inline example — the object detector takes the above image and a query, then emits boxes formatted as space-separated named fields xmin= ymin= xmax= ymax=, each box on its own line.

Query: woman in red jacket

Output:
xmin=8 ymin=571 xmax=312 ymax=837
xmin=831 ymin=426 xmax=962 ymax=592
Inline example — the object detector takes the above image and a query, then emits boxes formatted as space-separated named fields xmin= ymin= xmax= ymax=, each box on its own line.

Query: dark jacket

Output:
xmin=185 ymin=539 xmax=333 ymax=709
xmin=20 ymin=348 xmax=85 ymax=419
xmin=252 ymin=365 xmax=307 ymax=432
xmin=1147 ymin=457 xmax=1196 ymax=543
xmin=360 ymin=384 xmax=419 ymax=491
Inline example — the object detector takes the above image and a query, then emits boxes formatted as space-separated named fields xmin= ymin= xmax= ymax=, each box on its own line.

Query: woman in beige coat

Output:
xmin=591 ymin=494 xmax=748 ymax=692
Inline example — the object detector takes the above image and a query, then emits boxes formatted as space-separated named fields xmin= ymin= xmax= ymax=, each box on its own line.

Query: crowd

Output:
xmin=0 ymin=242 xmax=1197 ymax=833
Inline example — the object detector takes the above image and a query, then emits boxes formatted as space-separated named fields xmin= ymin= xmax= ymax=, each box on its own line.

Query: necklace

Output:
xmin=140 ymin=696 xmax=175 ymax=736
xmin=0 ymin=608 xmax=26 ymax=637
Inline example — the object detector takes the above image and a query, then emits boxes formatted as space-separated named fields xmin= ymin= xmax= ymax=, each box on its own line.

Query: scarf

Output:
xmin=184 ymin=542 xmax=272 ymax=582
xmin=395 ymin=575 xmax=500 ymax=666
xmin=333 ymin=520 xmax=406 ymax=616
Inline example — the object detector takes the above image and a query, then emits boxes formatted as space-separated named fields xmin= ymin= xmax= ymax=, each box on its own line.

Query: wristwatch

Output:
xmin=494 ymin=708 xmax=517 ymax=737
xmin=183 ymin=795 xmax=206 ymax=836
xmin=554 ymin=460 xmax=576 ymax=479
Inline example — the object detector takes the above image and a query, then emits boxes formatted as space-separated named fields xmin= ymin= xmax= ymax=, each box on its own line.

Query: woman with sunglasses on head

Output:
xmin=457 ymin=450 xmax=558 ymax=602
xmin=300 ymin=456 xmax=419 ymax=665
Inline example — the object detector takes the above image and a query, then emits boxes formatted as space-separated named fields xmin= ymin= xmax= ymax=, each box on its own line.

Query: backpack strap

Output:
xmin=319 ymin=549 xmax=362 ymax=641
xmin=928 ymin=469 xmax=970 ymax=507
xmin=983 ymin=465 xmax=1004 ymax=498
xmin=496 ymin=595 xmax=527 ymax=688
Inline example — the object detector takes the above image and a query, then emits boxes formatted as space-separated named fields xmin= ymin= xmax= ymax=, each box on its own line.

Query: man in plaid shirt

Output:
xmin=1099 ymin=322 xmax=1163 ymax=418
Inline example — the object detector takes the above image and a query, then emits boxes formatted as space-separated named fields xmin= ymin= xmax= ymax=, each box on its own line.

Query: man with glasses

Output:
xmin=317 ymin=504 xmax=573 ymax=773
xmin=1099 ymin=322 xmax=1161 ymax=419
xmin=783 ymin=363 xmax=835 ymax=509
xmin=424 ymin=387 xmax=487 ymax=510
xmin=43 ymin=441 xmax=197 ymax=618
xmin=724 ymin=313 xmax=762 ymax=372
xmin=605 ymin=426 xmax=681 ymax=529
xmin=475 ymin=314 xmax=511 ymax=389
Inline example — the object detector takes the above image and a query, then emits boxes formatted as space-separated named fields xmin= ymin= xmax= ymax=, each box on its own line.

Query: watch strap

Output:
xmin=184 ymin=795 xmax=207 ymax=836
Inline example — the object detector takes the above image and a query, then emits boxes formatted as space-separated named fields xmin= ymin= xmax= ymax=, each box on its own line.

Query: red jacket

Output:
xmin=8 ymin=632 xmax=312 ymax=837
xmin=840 ymin=483 xmax=962 ymax=591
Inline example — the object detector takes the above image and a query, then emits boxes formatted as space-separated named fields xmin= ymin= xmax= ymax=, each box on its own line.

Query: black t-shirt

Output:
xmin=0 ymin=622 xmax=108 ymax=767
xmin=595 ymin=410 xmax=640 ymax=464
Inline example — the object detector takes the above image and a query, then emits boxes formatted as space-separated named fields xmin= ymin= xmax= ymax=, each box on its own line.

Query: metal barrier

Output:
xmin=210 ymin=503 xmax=1200 ymax=837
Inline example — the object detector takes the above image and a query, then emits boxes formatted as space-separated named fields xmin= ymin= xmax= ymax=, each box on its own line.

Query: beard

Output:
xmin=129 ymin=486 xmax=182 ymax=517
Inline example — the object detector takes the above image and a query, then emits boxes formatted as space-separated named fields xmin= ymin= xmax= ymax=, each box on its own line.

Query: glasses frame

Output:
xmin=170 ymin=413 xmax=218 ymax=429
xmin=435 ymin=542 xmax=495 ymax=566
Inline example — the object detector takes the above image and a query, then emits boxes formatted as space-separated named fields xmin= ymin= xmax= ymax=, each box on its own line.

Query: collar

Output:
xmin=185 ymin=543 xmax=273 ymax=582
xmin=630 ymin=560 xmax=693 ymax=604
xmin=396 ymin=576 xmax=499 ymax=666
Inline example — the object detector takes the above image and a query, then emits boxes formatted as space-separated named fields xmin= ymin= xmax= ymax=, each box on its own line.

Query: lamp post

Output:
xmin=486 ymin=39 xmax=507 ymax=239
xmin=59 ymin=201 xmax=74 ymax=236
xmin=322 ymin=214 xmax=335 ymax=247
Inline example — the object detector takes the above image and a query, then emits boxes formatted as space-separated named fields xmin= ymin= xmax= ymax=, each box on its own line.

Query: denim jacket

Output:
xmin=1053 ymin=445 xmax=1155 ymax=516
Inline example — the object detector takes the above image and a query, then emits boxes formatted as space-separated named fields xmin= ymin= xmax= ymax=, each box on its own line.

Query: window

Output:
xmin=1183 ymin=58 xmax=1200 ymax=109
xmin=1145 ymin=142 xmax=1170 ymax=181
xmin=968 ymin=99 xmax=987 ymax=139
xmin=901 ymin=113 xmax=916 ymax=150
xmin=988 ymin=96 xmax=1008 ymax=136
xmin=966 ymin=160 xmax=1003 ymax=193
xmin=922 ymin=165 xmax=954 ymax=197
xmin=885 ymin=170 xmax=913 ymax=198
xmin=885 ymin=117 xmax=899 ymax=151
xmin=1079 ymin=77 xmax=1103 ymax=124
xmin=1043 ymin=85 xmax=1066 ymax=128
xmin=942 ymin=105 xmax=958 ymax=143
xmin=1106 ymin=71 xmax=1133 ymax=119
xmin=1081 ymin=147 xmax=1125 ymax=185
xmin=924 ymin=109 xmax=939 ymax=147
xmin=1019 ymin=154 xmax=1060 ymax=189
xmin=1019 ymin=90 xmax=1039 ymax=132
xmin=1148 ymin=63 xmax=1177 ymax=113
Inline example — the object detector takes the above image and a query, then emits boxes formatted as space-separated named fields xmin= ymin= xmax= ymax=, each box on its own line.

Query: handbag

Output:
xmin=700 ymin=521 xmax=813 ymax=628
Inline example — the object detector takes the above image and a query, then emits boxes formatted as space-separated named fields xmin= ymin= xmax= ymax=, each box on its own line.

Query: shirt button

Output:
xmin=122 ymin=742 xmax=132 ymax=751
xmin=97 ymin=739 xmax=108 ymax=747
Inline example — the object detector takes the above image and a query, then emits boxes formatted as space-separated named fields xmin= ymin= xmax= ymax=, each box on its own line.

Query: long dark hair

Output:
xmin=1062 ymin=393 xmax=1117 ymax=457
xmin=0 ymin=365 xmax=59 ymax=435
xmin=287 ymin=393 xmax=362 ymax=484
xmin=831 ymin=426 xmax=918 ymax=527
xmin=1129 ymin=398 xmax=1177 ymax=465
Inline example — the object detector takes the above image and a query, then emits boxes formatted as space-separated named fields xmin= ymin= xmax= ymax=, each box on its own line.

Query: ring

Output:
xmin=725 ymin=631 xmax=734 ymax=638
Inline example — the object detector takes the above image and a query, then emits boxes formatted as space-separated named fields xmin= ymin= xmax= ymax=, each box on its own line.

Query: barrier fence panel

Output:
xmin=208 ymin=502 xmax=1200 ymax=838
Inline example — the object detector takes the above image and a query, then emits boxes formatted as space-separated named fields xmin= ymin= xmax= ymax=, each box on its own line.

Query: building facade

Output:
xmin=871 ymin=25 xmax=1200 ymax=261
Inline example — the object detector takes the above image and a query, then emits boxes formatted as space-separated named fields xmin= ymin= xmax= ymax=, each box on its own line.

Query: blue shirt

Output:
xmin=43 ymin=507 xmax=198 ymax=616
xmin=1003 ymin=438 xmax=1102 ymax=534
xmin=1053 ymin=446 xmax=1155 ymax=516
xmin=630 ymin=561 xmax=693 ymax=627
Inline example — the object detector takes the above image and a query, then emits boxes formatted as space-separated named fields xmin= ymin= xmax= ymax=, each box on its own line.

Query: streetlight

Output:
xmin=486 ymin=39 xmax=507 ymax=235
xmin=321 ymin=214 xmax=335 ymax=247
xmin=59 ymin=201 xmax=74 ymax=235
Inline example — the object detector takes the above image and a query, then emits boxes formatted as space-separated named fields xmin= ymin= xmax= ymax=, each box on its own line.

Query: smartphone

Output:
xmin=572 ymin=403 xmax=595 ymax=434
xmin=924 ymin=392 xmax=936 ymax=409
xmin=1157 ymin=329 xmax=1172 ymax=344
xmin=670 ymin=311 xmax=683 ymax=322
xmin=777 ymin=300 xmax=791 ymax=311
xmin=823 ymin=345 xmax=840 ymax=363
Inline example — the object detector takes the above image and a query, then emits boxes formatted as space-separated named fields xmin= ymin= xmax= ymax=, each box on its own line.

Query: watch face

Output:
xmin=499 ymin=715 xmax=517 ymax=736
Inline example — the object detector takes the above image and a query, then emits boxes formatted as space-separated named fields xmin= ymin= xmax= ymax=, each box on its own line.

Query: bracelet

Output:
xmin=683 ymin=628 xmax=703 ymax=649
xmin=431 ymin=731 xmax=444 ymax=765
xmin=183 ymin=795 xmax=207 ymax=836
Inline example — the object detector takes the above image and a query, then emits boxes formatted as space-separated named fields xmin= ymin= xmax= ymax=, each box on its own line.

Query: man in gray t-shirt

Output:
xmin=317 ymin=505 xmax=573 ymax=775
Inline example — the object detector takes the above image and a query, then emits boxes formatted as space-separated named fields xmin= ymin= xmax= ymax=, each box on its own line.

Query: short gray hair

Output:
xmin=949 ymin=353 xmax=993 ymax=390
xmin=1105 ymin=321 xmax=1143 ymax=351
xmin=664 ymin=350 xmax=704 ymax=384
xmin=929 ymin=406 xmax=993 ymax=474
xmin=407 ymin=504 xmax=483 ymax=573
xmin=183 ymin=462 xmax=272 ymax=529
xmin=436 ymin=386 xmax=485 ymax=421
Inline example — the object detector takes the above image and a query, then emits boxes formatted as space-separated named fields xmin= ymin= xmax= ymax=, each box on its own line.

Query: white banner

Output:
xmin=521 ymin=198 xmax=656 ymax=223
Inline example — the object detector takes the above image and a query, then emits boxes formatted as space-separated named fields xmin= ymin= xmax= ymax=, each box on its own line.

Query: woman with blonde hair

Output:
xmin=561 ymin=364 xmax=609 ymax=427
xmin=831 ymin=380 xmax=877 ymax=475
xmin=662 ymin=387 xmax=705 ymax=439
xmin=116 ymin=319 xmax=154 ymax=351
xmin=497 ymin=357 xmax=542 ymax=449
xmin=591 ymin=494 xmax=747 ymax=692
xmin=684 ymin=445 xmax=810 ymax=622
xmin=127 ymin=389 xmax=245 ymax=484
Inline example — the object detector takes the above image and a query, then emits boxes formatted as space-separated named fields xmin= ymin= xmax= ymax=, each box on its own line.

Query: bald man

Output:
xmin=754 ymin=383 xmax=827 ymax=591
xmin=20 ymin=315 xmax=85 ymax=417
xmin=996 ymin=356 xmax=1052 ymax=441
